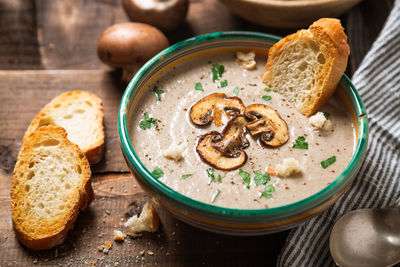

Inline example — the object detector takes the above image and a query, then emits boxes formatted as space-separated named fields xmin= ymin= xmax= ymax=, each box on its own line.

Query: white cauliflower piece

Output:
xmin=309 ymin=112 xmax=327 ymax=130
xmin=276 ymin=158 xmax=302 ymax=177
xmin=235 ymin=51 xmax=256 ymax=70
xmin=162 ymin=142 xmax=185 ymax=161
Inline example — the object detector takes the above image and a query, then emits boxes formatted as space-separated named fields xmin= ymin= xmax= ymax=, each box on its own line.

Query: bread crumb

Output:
xmin=113 ymin=230 xmax=126 ymax=242
xmin=87 ymin=261 xmax=97 ymax=266
xmin=98 ymin=241 xmax=113 ymax=254
xmin=235 ymin=51 xmax=256 ymax=70
xmin=162 ymin=142 xmax=185 ymax=161
xmin=276 ymin=158 xmax=302 ymax=177
xmin=147 ymin=251 xmax=154 ymax=256
xmin=124 ymin=203 xmax=159 ymax=234
xmin=105 ymin=241 xmax=112 ymax=249
xmin=309 ymin=112 xmax=327 ymax=129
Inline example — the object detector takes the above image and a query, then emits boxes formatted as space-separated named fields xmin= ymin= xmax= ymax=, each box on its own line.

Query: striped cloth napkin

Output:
xmin=278 ymin=0 xmax=400 ymax=266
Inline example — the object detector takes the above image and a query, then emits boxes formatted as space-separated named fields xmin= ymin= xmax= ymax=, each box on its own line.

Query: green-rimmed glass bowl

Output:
xmin=118 ymin=31 xmax=368 ymax=236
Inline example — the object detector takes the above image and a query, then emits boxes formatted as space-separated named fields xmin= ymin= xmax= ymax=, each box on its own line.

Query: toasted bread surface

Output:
xmin=11 ymin=126 xmax=93 ymax=250
xmin=262 ymin=18 xmax=350 ymax=117
xmin=124 ymin=203 xmax=159 ymax=234
xmin=24 ymin=91 xmax=104 ymax=164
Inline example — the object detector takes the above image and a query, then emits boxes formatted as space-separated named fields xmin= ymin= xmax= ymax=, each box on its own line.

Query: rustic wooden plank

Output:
xmin=0 ymin=169 xmax=287 ymax=266
xmin=35 ymin=0 xmax=293 ymax=70
xmin=36 ymin=0 xmax=129 ymax=70
xmin=0 ymin=0 xmax=42 ymax=69
xmin=0 ymin=0 xmax=300 ymax=72
xmin=35 ymin=0 xmax=241 ymax=70
xmin=0 ymin=70 xmax=127 ymax=174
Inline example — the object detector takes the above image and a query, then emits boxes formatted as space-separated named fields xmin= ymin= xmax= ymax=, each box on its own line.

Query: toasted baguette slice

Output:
xmin=11 ymin=126 xmax=93 ymax=250
xmin=262 ymin=18 xmax=350 ymax=117
xmin=24 ymin=91 xmax=104 ymax=165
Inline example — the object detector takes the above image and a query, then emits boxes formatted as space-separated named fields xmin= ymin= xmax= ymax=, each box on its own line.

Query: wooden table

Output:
xmin=0 ymin=0 xmax=388 ymax=266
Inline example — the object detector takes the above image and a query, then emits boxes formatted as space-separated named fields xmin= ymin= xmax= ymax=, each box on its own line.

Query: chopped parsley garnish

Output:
xmin=151 ymin=167 xmax=164 ymax=179
xmin=207 ymin=168 xmax=216 ymax=184
xmin=261 ymin=184 xmax=275 ymax=199
xmin=194 ymin=82 xmax=204 ymax=92
xmin=220 ymin=80 xmax=228 ymax=87
xmin=323 ymin=112 xmax=331 ymax=120
xmin=254 ymin=170 xmax=270 ymax=185
xmin=239 ymin=169 xmax=251 ymax=189
xmin=211 ymin=189 xmax=221 ymax=203
xmin=139 ymin=112 xmax=157 ymax=130
xmin=262 ymin=88 xmax=272 ymax=101
xmin=152 ymin=86 xmax=164 ymax=101
xmin=321 ymin=156 xmax=336 ymax=169
xmin=233 ymin=86 xmax=239 ymax=96
xmin=169 ymin=169 xmax=174 ymax=173
xmin=211 ymin=64 xmax=224 ymax=82
xmin=206 ymin=168 xmax=222 ymax=184
xmin=182 ymin=174 xmax=192 ymax=179
xmin=262 ymin=95 xmax=272 ymax=101
xmin=292 ymin=136 xmax=308 ymax=149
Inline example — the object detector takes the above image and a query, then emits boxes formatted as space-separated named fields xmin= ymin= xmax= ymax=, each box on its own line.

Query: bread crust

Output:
xmin=124 ymin=203 xmax=160 ymax=234
xmin=11 ymin=126 xmax=93 ymax=250
xmin=24 ymin=91 xmax=105 ymax=165
xmin=146 ymin=203 xmax=160 ymax=232
xmin=263 ymin=18 xmax=350 ymax=117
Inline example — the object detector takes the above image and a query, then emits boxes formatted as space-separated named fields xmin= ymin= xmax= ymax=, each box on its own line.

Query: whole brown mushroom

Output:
xmin=122 ymin=0 xmax=188 ymax=32
xmin=97 ymin=22 xmax=169 ymax=84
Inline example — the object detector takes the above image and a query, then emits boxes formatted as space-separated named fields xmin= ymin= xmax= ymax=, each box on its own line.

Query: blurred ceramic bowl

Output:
xmin=118 ymin=31 xmax=368 ymax=235
xmin=218 ymin=0 xmax=362 ymax=29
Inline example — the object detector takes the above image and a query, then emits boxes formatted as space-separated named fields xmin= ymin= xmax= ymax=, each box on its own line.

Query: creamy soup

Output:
xmin=129 ymin=52 xmax=355 ymax=209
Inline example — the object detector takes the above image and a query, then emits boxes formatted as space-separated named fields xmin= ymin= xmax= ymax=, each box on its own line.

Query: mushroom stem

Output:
xmin=212 ymin=115 xmax=249 ymax=158
xmin=196 ymin=116 xmax=249 ymax=170
xmin=122 ymin=65 xmax=141 ymax=84
xmin=197 ymin=132 xmax=248 ymax=171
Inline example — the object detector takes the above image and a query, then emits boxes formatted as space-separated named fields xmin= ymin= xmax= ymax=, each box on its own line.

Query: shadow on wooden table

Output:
xmin=1 ymin=171 xmax=288 ymax=267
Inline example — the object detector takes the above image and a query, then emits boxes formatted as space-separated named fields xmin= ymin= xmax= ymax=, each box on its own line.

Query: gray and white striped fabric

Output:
xmin=278 ymin=0 xmax=400 ymax=266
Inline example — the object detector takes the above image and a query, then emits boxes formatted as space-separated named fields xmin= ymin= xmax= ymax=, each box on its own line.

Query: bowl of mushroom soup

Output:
xmin=118 ymin=31 xmax=368 ymax=235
